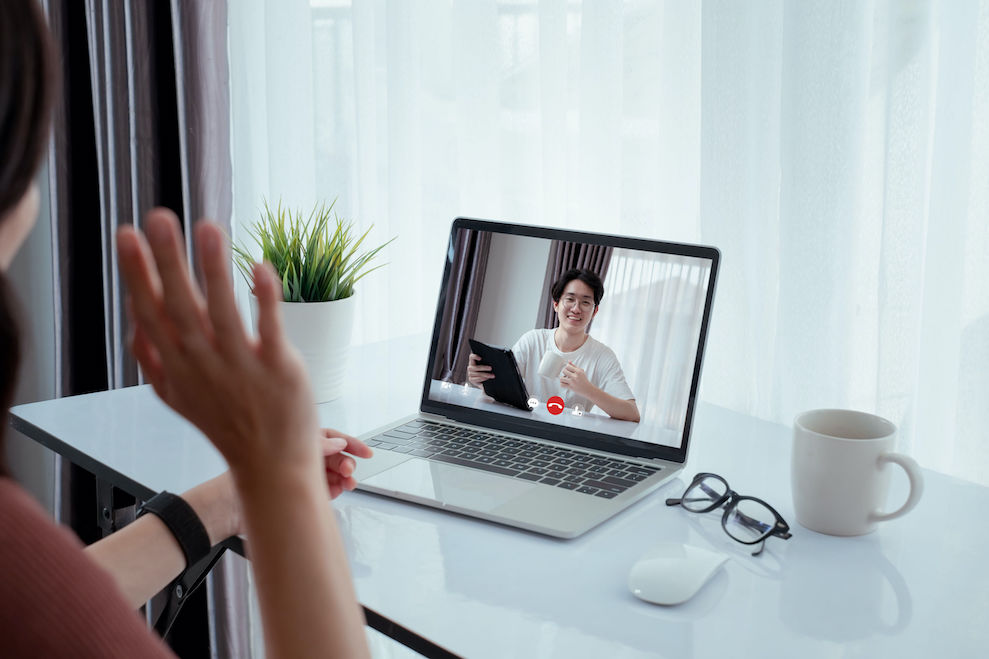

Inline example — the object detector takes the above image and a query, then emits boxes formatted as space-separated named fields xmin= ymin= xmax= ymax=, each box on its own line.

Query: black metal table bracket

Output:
xmin=95 ymin=478 xmax=232 ymax=641
xmin=152 ymin=539 xmax=235 ymax=639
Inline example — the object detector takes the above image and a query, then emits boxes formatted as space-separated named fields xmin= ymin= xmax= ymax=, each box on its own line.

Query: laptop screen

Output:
xmin=421 ymin=218 xmax=719 ymax=463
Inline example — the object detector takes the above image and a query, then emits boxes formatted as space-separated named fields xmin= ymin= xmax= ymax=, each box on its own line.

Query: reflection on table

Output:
xmin=427 ymin=379 xmax=679 ymax=447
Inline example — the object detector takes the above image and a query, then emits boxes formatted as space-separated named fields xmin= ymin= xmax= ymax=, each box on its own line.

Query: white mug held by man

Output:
xmin=791 ymin=409 xmax=924 ymax=536
xmin=537 ymin=350 xmax=569 ymax=379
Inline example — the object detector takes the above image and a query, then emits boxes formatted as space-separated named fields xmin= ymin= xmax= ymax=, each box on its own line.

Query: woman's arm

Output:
xmin=117 ymin=210 xmax=370 ymax=658
xmin=84 ymin=429 xmax=370 ymax=609
xmin=83 ymin=473 xmax=238 ymax=609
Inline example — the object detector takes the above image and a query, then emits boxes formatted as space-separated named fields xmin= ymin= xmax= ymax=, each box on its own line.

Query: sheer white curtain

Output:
xmin=229 ymin=0 xmax=989 ymax=489
xmin=592 ymin=251 xmax=712 ymax=435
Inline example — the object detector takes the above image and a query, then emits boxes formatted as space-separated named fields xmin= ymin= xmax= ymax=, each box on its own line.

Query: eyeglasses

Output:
xmin=560 ymin=294 xmax=595 ymax=310
xmin=666 ymin=472 xmax=792 ymax=556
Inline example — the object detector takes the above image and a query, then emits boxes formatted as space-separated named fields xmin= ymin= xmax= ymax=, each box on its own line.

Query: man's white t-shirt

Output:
xmin=511 ymin=328 xmax=634 ymax=416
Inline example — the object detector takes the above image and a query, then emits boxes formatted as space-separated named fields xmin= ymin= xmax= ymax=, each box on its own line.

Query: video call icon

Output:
xmin=546 ymin=396 xmax=565 ymax=415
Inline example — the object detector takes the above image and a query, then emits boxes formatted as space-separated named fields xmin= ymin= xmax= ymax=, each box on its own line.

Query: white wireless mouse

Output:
xmin=628 ymin=542 xmax=728 ymax=606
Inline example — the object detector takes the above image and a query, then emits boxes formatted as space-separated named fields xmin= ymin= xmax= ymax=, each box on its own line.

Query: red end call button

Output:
xmin=546 ymin=396 xmax=565 ymax=415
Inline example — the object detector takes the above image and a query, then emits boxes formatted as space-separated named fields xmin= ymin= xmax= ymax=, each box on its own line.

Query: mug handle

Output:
xmin=878 ymin=552 xmax=913 ymax=634
xmin=869 ymin=453 xmax=924 ymax=523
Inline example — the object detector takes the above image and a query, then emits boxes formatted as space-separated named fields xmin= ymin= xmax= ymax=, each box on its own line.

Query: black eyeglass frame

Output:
xmin=666 ymin=472 xmax=792 ymax=556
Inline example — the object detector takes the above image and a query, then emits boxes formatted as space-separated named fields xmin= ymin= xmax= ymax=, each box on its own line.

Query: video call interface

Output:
xmin=428 ymin=227 xmax=714 ymax=449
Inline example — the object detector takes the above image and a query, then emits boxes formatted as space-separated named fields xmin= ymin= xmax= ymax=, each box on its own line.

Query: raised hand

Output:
xmin=117 ymin=208 xmax=319 ymax=480
xmin=118 ymin=207 xmax=370 ymax=658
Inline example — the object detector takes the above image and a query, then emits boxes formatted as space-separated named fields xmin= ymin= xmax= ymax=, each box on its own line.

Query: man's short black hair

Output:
xmin=551 ymin=268 xmax=604 ymax=307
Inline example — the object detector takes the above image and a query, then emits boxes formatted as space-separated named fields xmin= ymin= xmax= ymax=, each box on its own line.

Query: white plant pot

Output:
xmin=251 ymin=295 xmax=356 ymax=403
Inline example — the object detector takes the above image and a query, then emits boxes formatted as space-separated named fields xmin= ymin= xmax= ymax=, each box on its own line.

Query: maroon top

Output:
xmin=0 ymin=478 xmax=175 ymax=657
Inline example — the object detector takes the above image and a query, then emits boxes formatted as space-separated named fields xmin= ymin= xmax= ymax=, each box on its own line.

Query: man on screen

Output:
xmin=468 ymin=269 xmax=640 ymax=422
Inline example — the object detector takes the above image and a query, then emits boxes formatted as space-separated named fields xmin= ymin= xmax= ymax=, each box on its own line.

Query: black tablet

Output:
xmin=468 ymin=339 xmax=532 ymax=412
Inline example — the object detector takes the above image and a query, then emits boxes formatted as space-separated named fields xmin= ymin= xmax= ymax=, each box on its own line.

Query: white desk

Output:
xmin=11 ymin=334 xmax=989 ymax=658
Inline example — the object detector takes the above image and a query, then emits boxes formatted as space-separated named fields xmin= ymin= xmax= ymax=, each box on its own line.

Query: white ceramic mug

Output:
xmin=791 ymin=409 xmax=924 ymax=536
xmin=537 ymin=350 xmax=569 ymax=379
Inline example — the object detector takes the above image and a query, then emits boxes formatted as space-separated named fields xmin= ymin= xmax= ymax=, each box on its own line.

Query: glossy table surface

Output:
xmin=11 ymin=334 xmax=989 ymax=658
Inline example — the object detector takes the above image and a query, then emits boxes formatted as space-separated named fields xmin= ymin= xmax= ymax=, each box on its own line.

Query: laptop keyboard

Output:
xmin=364 ymin=420 xmax=660 ymax=499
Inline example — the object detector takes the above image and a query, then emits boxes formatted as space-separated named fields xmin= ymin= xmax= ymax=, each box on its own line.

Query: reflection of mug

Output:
xmin=537 ymin=351 xmax=568 ymax=379
xmin=780 ymin=536 xmax=912 ymax=641
xmin=792 ymin=409 xmax=924 ymax=536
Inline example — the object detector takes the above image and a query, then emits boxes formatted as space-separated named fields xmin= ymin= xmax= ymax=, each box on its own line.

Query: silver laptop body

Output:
xmin=354 ymin=218 xmax=720 ymax=539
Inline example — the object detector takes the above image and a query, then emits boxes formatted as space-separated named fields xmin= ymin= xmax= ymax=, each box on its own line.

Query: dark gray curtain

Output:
xmin=432 ymin=229 xmax=492 ymax=384
xmin=166 ymin=5 xmax=248 ymax=658
xmin=46 ymin=0 xmax=232 ymax=396
xmin=44 ymin=1 xmax=231 ymax=656
xmin=537 ymin=240 xmax=614 ymax=329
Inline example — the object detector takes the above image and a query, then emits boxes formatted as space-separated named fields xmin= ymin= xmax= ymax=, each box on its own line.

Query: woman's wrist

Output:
xmin=233 ymin=462 xmax=333 ymax=552
xmin=180 ymin=473 xmax=242 ymax=545
xmin=181 ymin=431 xmax=335 ymax=545
xmin=179 ymin=461 xmax=326 ymax=549
xmin=234 ymin=458 xmax=328 ymax=506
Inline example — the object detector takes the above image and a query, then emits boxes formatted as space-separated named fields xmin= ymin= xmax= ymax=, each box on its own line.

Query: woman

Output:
xmin=0 ymin=1 xmax=370 ymax=656
xmin=467 ymin=268 xmax=640 ymax=422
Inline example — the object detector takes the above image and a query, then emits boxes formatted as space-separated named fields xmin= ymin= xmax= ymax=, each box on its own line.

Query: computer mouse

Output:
xmin=628 ymin=542 xmax=728 ymax=606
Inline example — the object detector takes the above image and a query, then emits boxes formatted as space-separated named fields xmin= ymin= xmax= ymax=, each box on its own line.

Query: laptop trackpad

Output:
xmin=362 ymin=458 xmax=535 ymax=512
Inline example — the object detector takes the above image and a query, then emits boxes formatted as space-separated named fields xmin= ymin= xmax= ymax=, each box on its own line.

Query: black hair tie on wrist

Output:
xmin=138 ymin=491 xmax=211 ymax=568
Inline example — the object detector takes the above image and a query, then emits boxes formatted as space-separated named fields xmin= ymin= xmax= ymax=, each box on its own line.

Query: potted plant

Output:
xmin=234 ymin=199 xmax=394 ymax=402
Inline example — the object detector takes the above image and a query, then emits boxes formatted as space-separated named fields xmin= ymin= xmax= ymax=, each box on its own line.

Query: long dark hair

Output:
xmin=0 ymin=278 xmax=22 ymax=475
xmin=0 ymin=0 xmax=58 ymax=474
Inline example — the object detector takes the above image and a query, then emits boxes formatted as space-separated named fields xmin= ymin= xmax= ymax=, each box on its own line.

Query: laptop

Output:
xmin=354 ymin=218 xmax=720 ymax=538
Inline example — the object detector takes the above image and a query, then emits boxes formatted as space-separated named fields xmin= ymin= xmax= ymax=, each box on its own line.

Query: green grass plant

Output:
xmin=233 ymin=199 xmax=394 ymax=303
